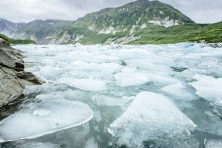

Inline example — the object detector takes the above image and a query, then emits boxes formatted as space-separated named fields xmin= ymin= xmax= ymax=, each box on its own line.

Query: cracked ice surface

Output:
xmin=0 ymin=43 xmax=222 ymax=147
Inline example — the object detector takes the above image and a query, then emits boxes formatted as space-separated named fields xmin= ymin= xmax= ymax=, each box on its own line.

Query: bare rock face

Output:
xmin=0 ymin=38 xmax=44 ymax=107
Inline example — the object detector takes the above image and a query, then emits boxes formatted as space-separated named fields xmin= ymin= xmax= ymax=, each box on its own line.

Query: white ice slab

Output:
xmin=0 ymin=99 xmax=93 ymax=142
xmin=92 ymin=95 xmax=134 ymax=106
xmin=84 ymin=137 xmax=99 ymax=148
xmin=190 ymin=74 xmax=222 ymax=106
xmin=114 ymin=68 xmax=150 ymax=87
xmin=161 ymin=83 xmax=195 ymax=101
xmin=109 ymin=92 xmax=196 ymax=147
xmin=205 ymin=139 xmax=222 ymax=148
xmin=57 ymin=77 xmax=107 ymax=92
xmin=18 ymin=142 xmax=59 ymax=148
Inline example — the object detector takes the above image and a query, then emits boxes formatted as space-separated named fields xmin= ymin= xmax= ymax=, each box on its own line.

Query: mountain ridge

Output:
xmin=0 ymin=0 xmax=221 ymax=44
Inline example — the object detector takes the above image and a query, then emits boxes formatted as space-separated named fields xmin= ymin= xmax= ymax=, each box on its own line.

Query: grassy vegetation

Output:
xmin=0 ymin=34 xmax=36 ymax=45
xmin=64 ymin=22 xmax=222 ymax=45
xmin=130 ymin=22 xmax=222 ymax=44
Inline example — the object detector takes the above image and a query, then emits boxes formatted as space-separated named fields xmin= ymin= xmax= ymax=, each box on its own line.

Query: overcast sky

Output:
xmin=0 ymin=0 xmax=222 ymax=23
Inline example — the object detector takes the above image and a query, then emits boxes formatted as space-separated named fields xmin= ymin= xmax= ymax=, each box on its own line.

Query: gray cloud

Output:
xmin=0 ymin=0 xmax=221 ymax=23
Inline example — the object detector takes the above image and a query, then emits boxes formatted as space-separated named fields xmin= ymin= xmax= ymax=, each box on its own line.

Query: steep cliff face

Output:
xmin=0 ymin=39 xmax=44 ymax=107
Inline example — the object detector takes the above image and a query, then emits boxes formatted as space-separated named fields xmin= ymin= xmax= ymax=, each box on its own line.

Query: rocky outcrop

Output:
xmin=0 ymin=38 xmax=43 ymax=107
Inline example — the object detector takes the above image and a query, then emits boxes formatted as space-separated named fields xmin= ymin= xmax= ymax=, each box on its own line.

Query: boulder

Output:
xmin=0 ymin=38 xmax=44 ymax=107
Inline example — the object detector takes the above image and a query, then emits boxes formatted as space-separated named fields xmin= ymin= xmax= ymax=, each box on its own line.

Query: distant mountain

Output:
xmin=0 ymin=19 xmax=25 ymax=37
xmin=0 ymin=0 xmax=221 ymax=44
xmin=13 ymin=20 xmax=72 ymax=44
xmin=73 ymin=0 xmax=193 ymax=34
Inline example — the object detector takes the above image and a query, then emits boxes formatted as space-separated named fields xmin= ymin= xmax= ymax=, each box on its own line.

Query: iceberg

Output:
xmin=161 ymin=83 xmax=196 ymax=101
xmin=114 ymin=68 xmax=150 ymax=87
xmin=10 ymin=43 xmax=222 ymax=147
xmin=0 ymin=99 xmax=93 ymax=142
xmin=84 ymin=137 xmax=99 ymax=148
xmin=18 ymin=142 xmax=59 ymax=148
xmin=92 ymin=95 xmax=134 ymax=106
xmin=57 ymin=77 xmax=107 ymax=92
xmin=109 ymin=92 xmax=196 ymax=147
xmin=190 ymin=74 xmax=222 ymax=106
xmin=204 ymin=139 xmax=222 ymax=148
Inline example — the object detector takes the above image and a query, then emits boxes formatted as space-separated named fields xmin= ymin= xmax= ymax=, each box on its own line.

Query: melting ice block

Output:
xmin=161 ymin=83 xmax=195 ymax=101
xmin=18 ymin=142 xmax=59 ymax=148
xmin=190 ymin=74 xmax=222 ymax=106
xmin=114 ymin=68 xmax=150 ymax=87
xmin=84 ymin=137 xmax=99 ymax=148
xmin=0 ymin=99 xmax=93 ymax=142
xmin=92 ymin=95 xmax=134 ymax=106
xmin=109 ymin=92 xmax=196 ymax=147
xmin=205 ymin=139 xmax=222 ymax=148
xmin=57 ymin=77 xmax=107 ymax=92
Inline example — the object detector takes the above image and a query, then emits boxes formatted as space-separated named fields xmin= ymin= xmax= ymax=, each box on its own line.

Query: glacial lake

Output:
xmin=1 ymin=43 xmax=222 ymax=148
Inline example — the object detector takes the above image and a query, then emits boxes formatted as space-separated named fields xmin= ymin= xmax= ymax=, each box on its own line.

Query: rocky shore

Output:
xmin=0 ymin=39 xmax=43 ymax=107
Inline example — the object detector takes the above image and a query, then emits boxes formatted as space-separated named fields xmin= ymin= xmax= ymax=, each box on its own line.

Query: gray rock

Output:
xmin=0 ymin=38 xmax=44 ymax=107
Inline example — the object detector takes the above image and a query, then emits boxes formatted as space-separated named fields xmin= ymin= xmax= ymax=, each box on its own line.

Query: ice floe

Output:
xmin=109 ymin=92 xmax=196 ymax=147
xmin=18 ymin=142 xmax=59 ymax=148
xmin=190 ymin=74 xmax=222 ymax=106
xmin=114 ymin=68 xmax=150 ymax=87
xmin=0 ymin=99 xmax=93 ymax=142
xmin=8 ymin=43 xmax=222 ymax=147
xmin=205 ymin=139 xmax=222 ymax=148
xmin=92 ymin=95 xmax=134 ymax=106
xmin=57 ymin=77 xmax=107 ymax=91
xmin=161 ymin=83 xmax=196 ymax=101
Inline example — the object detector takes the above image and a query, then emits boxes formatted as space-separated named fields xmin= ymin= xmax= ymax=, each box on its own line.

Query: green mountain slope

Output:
xmin=1 ymin=0 xmax=221 ymax=44
xmin=0 ymin=34 xmax=35 ymax=45
xmin=73 ymin=0 xmax=193 ymax=34
xmin=57 ymin=0 xmax=195 ymax=44
xmin=130 ymin=22 xmax=222 ymax=44
xmin=13 ymin=20 xmax=71 ymax=44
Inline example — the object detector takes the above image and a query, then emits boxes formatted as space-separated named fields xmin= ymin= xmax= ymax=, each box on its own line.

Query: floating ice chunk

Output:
xmin=161 ymin=83 xmax=196 ymax=101
xmin=190 ymin=74 xmax=222 ymax=106
xmin=109 ymin=92 xmax=196 ymax=147
xmin=18 ymin=142 xmax=59 ymax=148
xmin=118 ymin=48 xmax=152 ymax=59
xmin=57 ymin=77 xmax=107 ymax=91
xmin=125 ymin=59 xmax=171 ymax=72
xmin=84 ymin=137 xmax=99 ymax=148
xmin=147 ymin=73 xmax=179 ymax=85
xmin=92 ymin=95 xmax=134 ymax=106
xmin=71 ymin=61 xmax=121 ymax=73
xmin=114 ymin=68 xmax=150 ymax=87
xmin=0 ymin=99 xmax=93 ymax=142
xmin=24 ymin=83 xmax=69 ymax=96
xmin=205 ymin=139 xmax=222 ymax=148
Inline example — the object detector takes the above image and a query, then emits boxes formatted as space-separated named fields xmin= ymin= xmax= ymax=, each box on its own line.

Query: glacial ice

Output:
xmin=5 ymin=43 xmax=222 ymax=147
xmin=161 ymin=83 xmax=196 ymax=101
xmin=57 ymin=77 xmax=107 ymax=91
xmin=18 ymin=142 xmax=59 ymax=148
xmin=109 ymin=92 xmax=196 ymax=147
xmin=205 ymin=139 xmax=222 ymax=148
xmin=190 ymin=74 xmax=222 ymax=106
xmin=114 ymin=68 xmax=150 ymax=87
xmin=84 ymin=137 xmax=99 ymax=148
xmin=0 ymin=99 xmax=93 ymax=142
xmin=92 ymin=95 xmax=134 ymax=106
